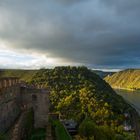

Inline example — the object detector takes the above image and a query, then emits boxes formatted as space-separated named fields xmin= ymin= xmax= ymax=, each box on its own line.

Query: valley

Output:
xmin=0 ymin=67 xmax=139 ymax=140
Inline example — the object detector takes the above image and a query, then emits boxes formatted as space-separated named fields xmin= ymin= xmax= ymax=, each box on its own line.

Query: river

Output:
xmin=115 ymin=89 xmax=140 ymax=114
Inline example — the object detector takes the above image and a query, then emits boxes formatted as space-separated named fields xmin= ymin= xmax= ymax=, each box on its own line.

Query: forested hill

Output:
xmin=29 ymin=67 xmax=136 ymax=139
xmin=0 ymin=69 xmax=37 ymax=82
xmin=1 ymin=66 xmax=135 ymax=139
xmin=30 ymin=67 xmax=132 ymax=121
xmin=105 ymin=69 xmax=140 ymax=90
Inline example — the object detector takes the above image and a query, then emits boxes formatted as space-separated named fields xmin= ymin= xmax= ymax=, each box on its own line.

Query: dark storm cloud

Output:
xmin=0 ymin=0 xmax=140 ymax=68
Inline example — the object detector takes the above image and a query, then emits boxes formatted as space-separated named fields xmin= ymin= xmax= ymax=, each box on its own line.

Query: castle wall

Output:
xmin=0 ymin=100 xmax=20 ymax=132
xmin=0 ymin=77 xmax=19 ymax=89
xmin=20 ymin=87 xmax=50 ymax=128
xmin=0 ymin=81 xmax=20 ymax=133
xmin=32 ymin=92 xmax=49 ymax=128
xmin=0 ymin=77 xmax=50 ymax=133
xmin=20 ymin=88 xmax=34 ymax=109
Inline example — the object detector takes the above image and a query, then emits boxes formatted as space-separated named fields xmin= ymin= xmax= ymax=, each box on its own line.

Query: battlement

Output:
xmin=0 ymin=77 xmax=19 ymax=89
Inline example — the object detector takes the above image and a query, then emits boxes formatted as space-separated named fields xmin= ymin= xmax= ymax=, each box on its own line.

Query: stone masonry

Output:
xmin=20 ymin=87 xmax=50 ymax=128
xmin=0 ymin=77 xmax=20 ymax=133
xmin=0 ymin=77 xmax=50 ymax=134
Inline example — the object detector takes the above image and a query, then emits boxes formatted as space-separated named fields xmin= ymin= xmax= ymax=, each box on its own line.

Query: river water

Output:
xmin=115 ymin=89 xmax=140 ymax=114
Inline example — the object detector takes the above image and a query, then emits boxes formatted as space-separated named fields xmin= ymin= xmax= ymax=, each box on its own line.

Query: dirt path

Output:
xmin=10 ymin=111 xmax=27 ymax=140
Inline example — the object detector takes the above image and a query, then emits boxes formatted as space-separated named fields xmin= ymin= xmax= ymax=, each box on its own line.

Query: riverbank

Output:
xmin=113 ymin=87 xmax=140 ymax=92
xmin=115 ymin=89 xmax=140 ymax=139
xmin=115 ymin=89 xmax=140 ymax=113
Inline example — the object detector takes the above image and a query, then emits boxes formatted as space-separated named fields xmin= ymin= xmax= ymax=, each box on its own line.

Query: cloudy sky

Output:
xmin=0 ymin=0 xmax=140 ymax=70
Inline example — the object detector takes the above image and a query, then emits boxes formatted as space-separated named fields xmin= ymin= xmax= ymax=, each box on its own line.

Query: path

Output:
xmin=10 ymin=111 xmax=27 ymax=140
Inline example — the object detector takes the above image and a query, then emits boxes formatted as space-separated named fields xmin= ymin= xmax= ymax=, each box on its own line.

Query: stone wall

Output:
xmin=0 ymin=77 xmax=50 ymax=133
xmin=0 ymin=77 xmax=19 ymax=89
xmin=20 ymin=87 xmax=50 ymax=128
xmin=0 ymin=83 xmax=20 ymax=133
xmin=0 ymin=100 xmax=20 ymax=133
xmin=32 ymin=92 xmax=49 ymax=128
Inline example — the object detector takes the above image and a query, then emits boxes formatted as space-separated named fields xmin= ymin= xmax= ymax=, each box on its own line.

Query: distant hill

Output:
xmin=0 ymin=69 xmax=114 ymax=81
xmin=0 ymin=69 xmax=37 ymax=82
xmin=105 ymin=69 xmax=140 ymax=90
xmin=93 ymin=70 xmax=115 ymax=78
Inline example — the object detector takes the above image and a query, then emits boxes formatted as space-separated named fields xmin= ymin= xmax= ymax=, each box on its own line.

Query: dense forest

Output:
xmin=105 ymin=69 xmax=140 ymax=91
xmin=28 ymin=66 xmax=135 ymax=140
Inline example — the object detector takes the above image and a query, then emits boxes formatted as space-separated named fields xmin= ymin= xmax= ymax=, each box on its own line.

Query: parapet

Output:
xmin=0 ymin=77 xmax=20 ymax=89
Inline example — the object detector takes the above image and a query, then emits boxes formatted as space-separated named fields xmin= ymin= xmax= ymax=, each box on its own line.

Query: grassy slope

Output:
xmin=105 ymin=69 xmax=140 ymax=90
xmin=52 ymin=120 xmax=72 ymax=140
xmin=0 ymin=69 xmax=37 ymax=82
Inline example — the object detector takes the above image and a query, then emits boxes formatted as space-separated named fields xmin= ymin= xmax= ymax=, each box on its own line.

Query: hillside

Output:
xmin=93 ymin=70 xmax=115 ymax=78
xmin=105 ymin=69 xmax=140 ymax=90
xmin=0 ymin=67 xmax=136 ymax=139
xmin=29 ymin=66 xmax=135 ymax=139
xmin=0 ymin=69 xmax=37 ymax=82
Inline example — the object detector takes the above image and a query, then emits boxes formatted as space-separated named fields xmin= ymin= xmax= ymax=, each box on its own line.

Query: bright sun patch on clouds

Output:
xmin=0 ymin=42 xmax=59 ymax=69
xmin=0 ymin=41 xmax=82 ymax=69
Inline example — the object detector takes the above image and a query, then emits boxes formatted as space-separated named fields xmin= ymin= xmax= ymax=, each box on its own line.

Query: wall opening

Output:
xmin=32 ymin=94 xmax=37 ymax=101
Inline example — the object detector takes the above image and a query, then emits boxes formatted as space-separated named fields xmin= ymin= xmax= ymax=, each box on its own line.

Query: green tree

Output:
xmin=79 ymin=119 xmax=97 ymax=139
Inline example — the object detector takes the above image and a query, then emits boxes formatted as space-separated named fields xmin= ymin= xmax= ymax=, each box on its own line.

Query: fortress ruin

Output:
xmin=0 ymin=77 xmax=49 ymax=135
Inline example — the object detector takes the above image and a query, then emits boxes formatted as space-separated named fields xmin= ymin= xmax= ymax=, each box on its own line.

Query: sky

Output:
xmin=0 ymin=0 xmax=140 ymax=70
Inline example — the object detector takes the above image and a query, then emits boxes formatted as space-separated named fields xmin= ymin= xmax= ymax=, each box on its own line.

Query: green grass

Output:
xmin=24 ymin=109 xmax=46 ymax=140
xmin=0 ymin=134 xmax=6 ymax=140
xmin=30 ymin=128 xmax=46 ymax=140
xmin=52 ymin=120 xmax=72 ymax=140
